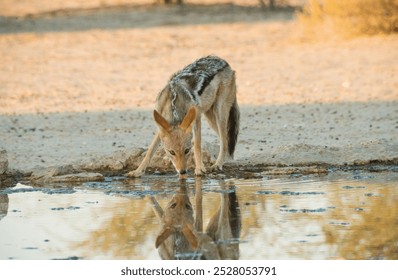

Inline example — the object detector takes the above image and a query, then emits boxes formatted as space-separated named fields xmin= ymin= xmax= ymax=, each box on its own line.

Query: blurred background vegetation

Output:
xmin=298 ymin=0 xmax=398 ymax=37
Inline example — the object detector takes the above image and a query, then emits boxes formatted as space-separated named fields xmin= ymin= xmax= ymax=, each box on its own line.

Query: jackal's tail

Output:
xmin=227 ymin=99 xmax=240 ymax=158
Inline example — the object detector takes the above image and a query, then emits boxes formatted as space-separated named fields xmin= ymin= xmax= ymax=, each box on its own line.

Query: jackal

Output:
xmin=128 ymin=56 xmax=240 ymax=179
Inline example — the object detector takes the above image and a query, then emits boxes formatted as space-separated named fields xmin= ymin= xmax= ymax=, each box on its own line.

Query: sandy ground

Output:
xmin=0 ymin=2 xmax=397 ymax=180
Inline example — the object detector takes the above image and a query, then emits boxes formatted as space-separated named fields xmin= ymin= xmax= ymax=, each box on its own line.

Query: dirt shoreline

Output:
xmin=1 ymin=3 xmax=397 ymax=186
xmin=1 ymin=154 xmax=398 ymax=188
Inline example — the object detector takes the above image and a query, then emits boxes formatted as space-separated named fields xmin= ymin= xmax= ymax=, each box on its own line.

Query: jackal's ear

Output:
xmin=153 ymin=110 xmax=171 ymax=133
xmin=180 ymin=107 xmax=196 ymax=132
xmin=182 ymin=225 xmax=198 ymax=250
xmin=155 ymin=226 xmax=172 ymax=248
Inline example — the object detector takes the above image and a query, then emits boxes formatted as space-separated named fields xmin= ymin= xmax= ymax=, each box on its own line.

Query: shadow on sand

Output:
xmin=0 ymin=3 xmax=298 ymax=34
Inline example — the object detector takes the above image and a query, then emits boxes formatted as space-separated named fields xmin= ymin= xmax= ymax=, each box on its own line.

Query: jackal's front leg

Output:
xmin=127 ymin=133 xmax=160 ymax=178
xmin=194 ymin=117 xmax=206 ymax=176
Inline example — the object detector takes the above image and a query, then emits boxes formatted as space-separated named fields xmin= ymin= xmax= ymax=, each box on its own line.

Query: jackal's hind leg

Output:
xmin=205 ymin=105 xmax=227 ymax=171
xmin=211 ymin=105 xmax=229 ymax=172
xmin=127 ymin=133 xmax=160 ymax=178
xmin=194 ymin=116 xmax=206 ymax=176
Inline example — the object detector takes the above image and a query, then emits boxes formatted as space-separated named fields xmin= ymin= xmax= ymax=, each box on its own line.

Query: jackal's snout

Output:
xmin=178 ymin=169 xmax=188 ymax=179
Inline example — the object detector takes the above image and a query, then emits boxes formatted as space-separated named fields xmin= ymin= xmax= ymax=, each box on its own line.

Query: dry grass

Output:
xmin=298 ymin=0 xmax=398 ymax=38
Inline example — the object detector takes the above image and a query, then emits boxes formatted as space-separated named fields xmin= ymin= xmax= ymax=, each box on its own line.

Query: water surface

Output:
xmin=0 ymin=171 xmax=397 ymax=260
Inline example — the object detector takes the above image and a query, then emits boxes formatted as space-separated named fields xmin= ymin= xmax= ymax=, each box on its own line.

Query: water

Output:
xmin=0 ymin=171 xmax=397 ymax=260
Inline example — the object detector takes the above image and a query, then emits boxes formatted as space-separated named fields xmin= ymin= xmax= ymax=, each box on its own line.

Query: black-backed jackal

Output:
xmin=128 ymin=56 xmax=240 ymax=179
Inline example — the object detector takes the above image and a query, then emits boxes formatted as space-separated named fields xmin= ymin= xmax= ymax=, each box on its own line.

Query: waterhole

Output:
xmin=0 ymin=171 xmax=397 ymax=260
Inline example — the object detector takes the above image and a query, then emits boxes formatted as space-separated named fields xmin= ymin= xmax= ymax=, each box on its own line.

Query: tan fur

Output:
xmin=127 ymin=56 xmax=239 ymax=178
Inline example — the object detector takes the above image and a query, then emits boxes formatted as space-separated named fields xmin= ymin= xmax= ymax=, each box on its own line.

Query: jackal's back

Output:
xmin=170 ymin=55 xmax=230 ymax=97
xmin=156 ymin=55 xmax=232 ymax=125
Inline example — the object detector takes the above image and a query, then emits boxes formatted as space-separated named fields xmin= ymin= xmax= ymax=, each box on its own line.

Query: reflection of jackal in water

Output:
xmin=149 ymin=179 xmax=241 ymax=259
xmin=128 ymin=56 xmax=240 ymax=179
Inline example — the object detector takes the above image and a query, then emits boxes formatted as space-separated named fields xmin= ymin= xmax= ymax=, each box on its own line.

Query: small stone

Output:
xmin=46 ymin=172 xmax=104 ymax=183
xmin=215 ymin=174 xmax=226 ymax=180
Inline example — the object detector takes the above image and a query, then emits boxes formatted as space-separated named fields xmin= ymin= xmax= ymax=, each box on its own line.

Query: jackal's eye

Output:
xmin=170 ymin=203 xmax=177 ymax=209
xmin=185 ymin=204 xmax=191 ymax=210
xmin=184 ymin=148 xmax=190 ymax=155
xmin=168 ymin=150 xmax=176 ymax=156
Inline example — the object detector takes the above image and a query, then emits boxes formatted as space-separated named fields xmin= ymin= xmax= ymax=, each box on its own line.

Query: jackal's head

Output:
xmin=153 ymin=107 xmax=196 ymax=179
